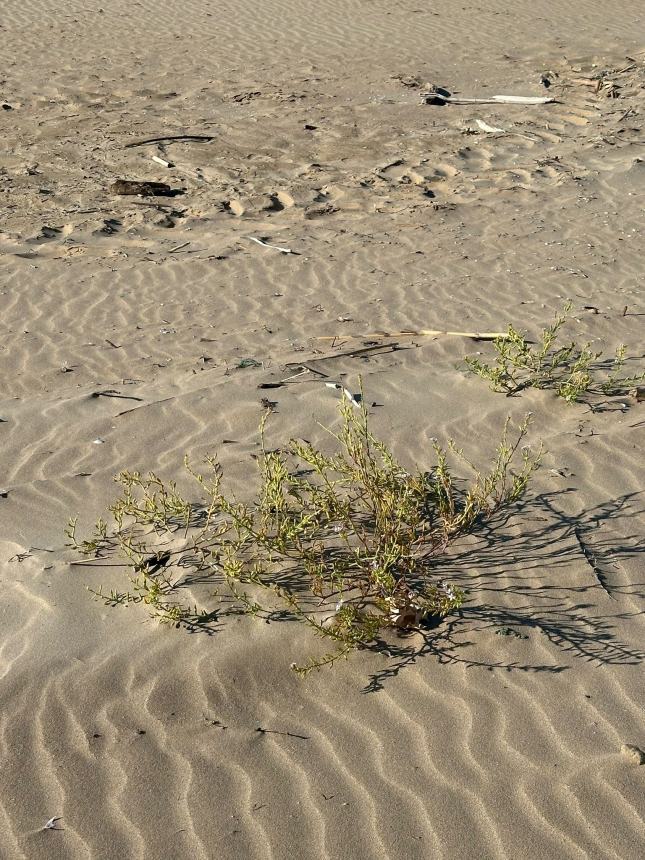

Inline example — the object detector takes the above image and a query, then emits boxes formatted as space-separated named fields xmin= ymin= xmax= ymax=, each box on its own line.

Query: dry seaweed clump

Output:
xmin=67 ymin=395 xmax=541 ymax=674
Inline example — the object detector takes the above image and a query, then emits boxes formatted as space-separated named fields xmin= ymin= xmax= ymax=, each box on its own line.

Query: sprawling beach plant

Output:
xmin=67 ymin=395 xmax=541 ymax=674
xmin=465 ymin=303 xmax=644 ymax=403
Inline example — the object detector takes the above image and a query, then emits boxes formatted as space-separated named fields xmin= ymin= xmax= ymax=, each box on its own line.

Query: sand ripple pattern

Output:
xmin=2 ymin=3 xmax=645 ymax=857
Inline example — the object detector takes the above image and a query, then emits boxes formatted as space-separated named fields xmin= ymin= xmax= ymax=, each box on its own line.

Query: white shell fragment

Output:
xmin=475 ymin=119 xmax=506 ymax=133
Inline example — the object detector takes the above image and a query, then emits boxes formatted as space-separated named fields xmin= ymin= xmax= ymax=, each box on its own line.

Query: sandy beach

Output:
xmin=1 ymin=1 xmax=644 ymax=857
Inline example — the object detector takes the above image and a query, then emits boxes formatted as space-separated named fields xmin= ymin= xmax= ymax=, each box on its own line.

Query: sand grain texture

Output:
xmin=1 ymin=1 xmax=644 ymax=858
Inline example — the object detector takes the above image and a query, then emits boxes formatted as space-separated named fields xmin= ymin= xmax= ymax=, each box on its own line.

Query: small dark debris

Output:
xmin=203 ymin=713 xmax=228 ymax=729
xmin=423 ymin=86 xmax=451 ymax=105
xmin=110 ymin=180 xmax=179 ymax=197
xmin=260 ymin=398 xmax=278 ymax=411
xmin=124 ymin=134 xmax=213 ymax=149
xmin=39 ymin=226 xmax=62 ymax=239
xmin=136 ymin=729 xmax=146 ymax=735
xmin=2 ymin=103 xmax=13 ymax=110
xmin=496 ymin=627 xmax=528 ymax=639
xmin=393 ymin=74 xmax=423 ymax=88
xmin=258 ymin=382 xmax=283 ymax=390
xmin=232 ymin=91 xmax=261 ymax=103
xmin=156 ymin=214 xmax=176 ymax=228
xmin=238 ymin=358 xmax=261 ymax=369
xmin=95 ymin=218 xmax=121 ymax=236
xmin=255 ymin=726 xmax=310 ymax=740
xmin=90 ymin=390 xmax=143 ymax=402
xmin=136 ymin=550 xmax=171 ymax=574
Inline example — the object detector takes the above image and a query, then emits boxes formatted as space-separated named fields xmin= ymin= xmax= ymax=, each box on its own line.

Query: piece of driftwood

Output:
xmin=110 ymin=180 xmax=174 ymax=197
xmin=321 ymin=342 xmax=403 ymax=360
xmin=571 ymin=77 xmax=602 ymax=90
xmin=258 ymin=343 xmax=405 ymax=390
xmin=425 ymin=92 xmax=555 ymax=106
xmin=124 ymin=134 xmax=214 ymax=148
xmin=282 ymin=343 xmax=401 ymax=372
xmin=285 ymin=363 xmax=329 ymax=378
xmin=90 ymin=390 xmax=143 ymax=402
xmin=126 ymin=201 xmax=187 ymax=212
xmin=315 ymin=329 xmax=509 ymax=342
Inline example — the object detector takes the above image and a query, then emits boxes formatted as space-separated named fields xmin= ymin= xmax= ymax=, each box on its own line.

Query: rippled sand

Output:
xmin=1 ymin=2 xmax=644 ymax=857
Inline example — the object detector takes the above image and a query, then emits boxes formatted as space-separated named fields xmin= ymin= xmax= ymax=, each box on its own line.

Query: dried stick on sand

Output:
xmin=425 ymin=94 xmax=555 ymax=105
xmin=315 ymin=329 xmax=509 ymax=341
xmin=124 ymin=134 xmax=215 ymax=148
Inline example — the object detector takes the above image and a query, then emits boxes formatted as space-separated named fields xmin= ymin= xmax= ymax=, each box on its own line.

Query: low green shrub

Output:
xmin=67 ymin=395 xmax=541 ymax=674
xmin=465 ymin=303 xmax=643 ymax=402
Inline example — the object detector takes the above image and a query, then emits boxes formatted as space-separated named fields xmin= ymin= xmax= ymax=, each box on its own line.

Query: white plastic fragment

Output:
xmin=385 ymin=592 xmax=425 ymax=627
xmin=151 ymin=155 xmax=173 ymax=168
xmin=248 ymin=237 xmax=293 ymax=254
xmin=475 ymin=119 xmax=506 ymax=133
xmin=325 ymin=382 xmax=361 ymax=409
xmin=44 ymin=817 xmax=61 ymax=830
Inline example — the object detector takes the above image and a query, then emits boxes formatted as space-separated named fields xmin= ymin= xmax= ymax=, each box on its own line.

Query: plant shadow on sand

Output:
xmin=363 ymin=490 xmax=644 ymax=692
xmin=74 ymin=485 xmax=643 ymax=689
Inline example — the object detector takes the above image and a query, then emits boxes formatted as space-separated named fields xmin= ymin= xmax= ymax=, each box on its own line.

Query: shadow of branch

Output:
xmin=363 ymin=490 xmax=644 ymax=692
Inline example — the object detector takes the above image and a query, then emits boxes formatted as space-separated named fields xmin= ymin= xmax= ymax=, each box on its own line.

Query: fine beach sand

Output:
xmin=1 ymin=1 xmax=644 ymax=857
